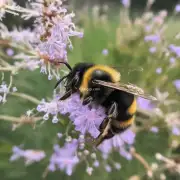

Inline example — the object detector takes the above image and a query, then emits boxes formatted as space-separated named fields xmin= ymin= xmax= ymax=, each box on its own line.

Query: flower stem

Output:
xmin=130 ymin=148 xmax=152 ymax=177
xmin=11 ymin=92 xmax=41 ymax=104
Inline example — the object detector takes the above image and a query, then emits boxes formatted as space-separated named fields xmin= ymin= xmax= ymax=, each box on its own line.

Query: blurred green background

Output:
xmin=0 ymin=0 xmax=180 ymax=180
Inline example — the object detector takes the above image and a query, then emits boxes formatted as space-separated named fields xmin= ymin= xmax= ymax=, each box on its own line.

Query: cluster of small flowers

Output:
xmin=0 ymin=0 xmax=83 ymax=80
xmin=10 ymin=146 xmax=46 ymax=165
xmin=18 ymin=92 xmax=136 ymax=176
xmin=0 ymin=81 xmax=17 ymax=103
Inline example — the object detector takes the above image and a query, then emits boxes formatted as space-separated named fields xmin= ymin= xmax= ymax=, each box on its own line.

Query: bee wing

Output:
xmin=93 ymin=80 xmax=157 ymax=101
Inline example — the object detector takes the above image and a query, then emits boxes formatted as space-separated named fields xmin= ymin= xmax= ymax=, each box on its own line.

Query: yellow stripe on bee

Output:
xmin=127 ymin=98 xmax=137 ymax=115
xmin=119 ymin=116 xmax=135 ymax=128
xmin=79 ymin=65 xmax=121 ymax=95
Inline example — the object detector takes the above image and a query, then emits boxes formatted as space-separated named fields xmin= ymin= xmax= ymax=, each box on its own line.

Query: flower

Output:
xmin=175 ymin=4 xmax=180 ymax=13
xmin=150 ymin=126 xmax=159 ymax=133
xmin=156 ymin=67 xmax=162 ymax=74
xmin=98 ymin=129 xmax=136 ymax=157
xmin=169 ymin=44 xmax=180 ymax=57
xmin=10 ymin=146 xmax=46 ymax=165
xmin=37 ymin=2 xmax=83 ymax=63
xmin=149 ymin=47 xmax=157 ymax=53
xmin=58 ymin=93 xmax=106 ymax=138
xmin=173 ymin=79 xmax=180 ymax=92
xmin=6 ymin=48 xmax=14 ymax=56
xmin=137 ymin=97 xmax=155 ymax=110
xmin=169 ymin=57 xmax=176 ymax=64
xmin=114 ymin=162 xmax=121 ymax=170
xmin=144 ymin=34 xmax=160 ymax=43
xmin=102 ymin=49 xmax=109 ymax=56
xmin=0 ymin=82 xmax=9 ymax=103
xmin=172 ymin=126 xmax=180 ymax=136
xmin=48 ymin=140 xmax=79 ymax=176
xmin=86 ymin=167 xmax=93 ymax=175
xmin=121 ymin=0 xmax=130 ymax=8
xmin=105 ymin=164 xmax=112 ymax=172
xmin=93 ymin=160 xmax=99 ymax=167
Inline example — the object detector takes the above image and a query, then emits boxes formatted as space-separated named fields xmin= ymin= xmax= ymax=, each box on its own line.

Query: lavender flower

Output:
xmin=10 ymin=146 xmax=46 ymax=165
xmin=98 ymin=129 xmax=135 ymax=156
xmin=173 ymin=79 xmax=180 ymax=92
xmin=169 ymin=57 xmax=176 ymax=64
xmin=119 ymin=147 xmax=132 ymax=160
xmin=169 ymin=44 xmax=180 ymax=57
xmin=175 ymin=4 xmax=180 ymax=13
xmin=121 ymin=0 xmax=131 ymax=8
xmin=58 ymin=93 xmax=106 ymax=138
xmin=102 ymin=49 xmax=109 ymax=56
xmin=149 ymin=47 xmax=157 ymax=53
xmin=0 ymin=82 xmax=9 ymax=103
xmin=137 ymin=97 xmax=155 ymax=110
xmin=93 ymin=160 xmax=99 ymax=167
xmin=48 ymin=140 xmax=79 ymax=176
xmin=172 ymin=126 xmax=180 ymax=136
xmin=144 ymin=34 xmax=160 ymax=43
xmin=105 ymin=164 xmax=112 ymax=172
xmin=86 ymin=167 xmax=93 ymax=175
xmin=37 ymin=98 xmax=59 ymax=122
xmin=150 ymin=126 xmax=159 ymax=133
xmin=156 ymin=67 xmax=162 ymax=74
xmin=14 ymin=59 xmax=40 ymax=71
xmin=6 ymin=48 xmax=14 ymax=56
xmin=37 ymin=3 xmax=83 ymax=63
xmin=114 ymin=162 xmax=121 ymax=170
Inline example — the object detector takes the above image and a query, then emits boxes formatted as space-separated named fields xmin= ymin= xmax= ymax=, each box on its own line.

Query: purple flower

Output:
xmin=173 ymin=79 xmax=180 ymax=92
xmin=172 ymin=126 xmax=180 ymax=136
xmin=102 ymin=49 xmax=109 ymax=56
xmin=105 ymin=164 xmax=112 ymax=172
xmin=114 ymin=162 xmax=121 ymax=170
xmin=137 ymin=97 xmax=155 ymax=110
xmin=121 ymin=0 xmax=130 ymax=8
xmin=0 ymin=82 xmax=9 ymax=103
xmin=86 ymin=167 xmax=93 ymax=175
xmin=170 ymin=57 xmax=176 ymax=64
xmin=48 ymin=140 xmax=79 ymax=176
xmin=119 ymin=147 xmax=132 ymax=160
xmin=38 ymin=40 xmax=67 ymax=62
xmin=156 ymin=67 xmax=162 ymax=74
xmin=14 ymin=59 xmax=40 ymax=71
xmin=98 ymin=129 xmax=135 ymax=156
xmin=169 ymin=44 xmax=180 ymax=57
xmin=175 ymin=4 xmax=180 ymax=13
xmin=37 ymin=10 xmax=83 ymax=62
xmin=6 ymin=48 xmax=14 ymax=56
xmin=58 ymin=93 xmax=106 ymax=138
xmin=144 ymin=34 xmax=160 ymax=43
xmin=149 ymin=47 xmax=157 ymax=53
xmin=93 ymin=160 xmax=99 ymax=167
xmin=10 ymin=146 xmax=45 ymax=165
xmin=145 ymin=25 xmax=152 ymax=33
xmin=150 ymin=126 xmax=159 ymax=133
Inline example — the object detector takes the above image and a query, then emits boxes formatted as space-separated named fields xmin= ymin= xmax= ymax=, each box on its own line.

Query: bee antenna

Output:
xmin=58 ymin=61 xmax=72 ymax=71
xmin=54 ymin=75 xmax=69 ymax=89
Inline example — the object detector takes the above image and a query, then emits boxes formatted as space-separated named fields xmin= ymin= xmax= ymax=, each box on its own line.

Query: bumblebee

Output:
xmin=55 ymin=62 xmax=157 ymax=146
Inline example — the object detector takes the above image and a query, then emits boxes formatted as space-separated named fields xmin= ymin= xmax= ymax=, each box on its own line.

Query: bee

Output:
xmin=55 ymin=62 xmax=157 ymax=146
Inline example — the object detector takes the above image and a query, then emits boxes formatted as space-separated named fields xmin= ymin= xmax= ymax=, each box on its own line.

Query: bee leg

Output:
xmin=107 ymin=102 xmax=118 ymax=118
xmin=94 ymin=102 xmax=118 ymax=147
xmin=82 ymin=96 xmax=93 ymax=105
xmin=94 ymin=118 xmax=115 ymax=147
xmin=59 ymin=89 xmax=72 ymax=100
